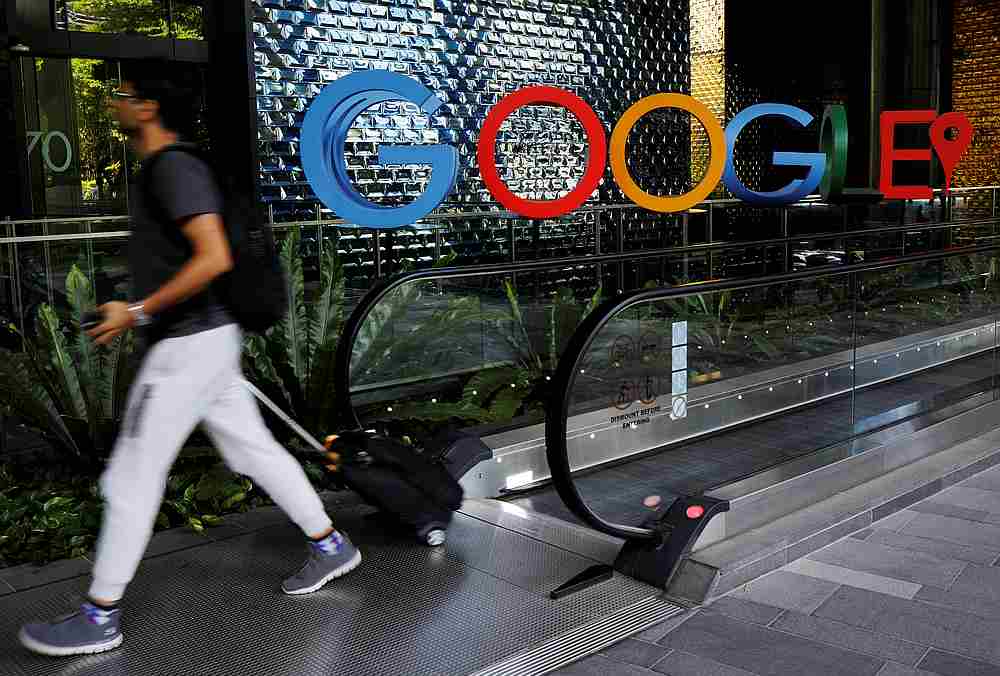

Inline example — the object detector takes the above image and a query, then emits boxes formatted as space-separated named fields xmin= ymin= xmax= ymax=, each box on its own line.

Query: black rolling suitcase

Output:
xmin=241 ymin=379 xmax=490 ymax=547
xmin=324 ymin=430 xmax=468 ymax=546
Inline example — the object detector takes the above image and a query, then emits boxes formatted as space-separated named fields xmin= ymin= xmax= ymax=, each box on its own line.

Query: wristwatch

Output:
xmin=127 ymin=303 xmax=152 ymax=327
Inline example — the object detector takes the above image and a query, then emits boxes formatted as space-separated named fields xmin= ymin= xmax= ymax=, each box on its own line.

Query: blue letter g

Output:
xmin=723 ymin=103 xmax=826 ymax=206
xmin=301 ymin=71 xmax=458 ymax=228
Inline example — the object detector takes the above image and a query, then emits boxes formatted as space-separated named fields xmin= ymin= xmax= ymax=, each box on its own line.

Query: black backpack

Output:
xmin=139 ymin=143 xmax=287 ymax=334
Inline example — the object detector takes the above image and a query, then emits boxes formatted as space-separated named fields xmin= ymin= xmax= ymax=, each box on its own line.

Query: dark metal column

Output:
xmin=203 ymin=0 xmax=259 ymax=224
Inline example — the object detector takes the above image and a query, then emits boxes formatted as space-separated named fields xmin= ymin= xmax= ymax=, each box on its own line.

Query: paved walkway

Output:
xmin=3 ymin=466 xmax=1000 ymax=675
xmin=560 ymin=463 xmax=1000 ymax=676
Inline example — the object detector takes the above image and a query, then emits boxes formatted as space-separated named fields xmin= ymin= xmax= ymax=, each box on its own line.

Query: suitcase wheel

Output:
xmin=418 ymin=524 xmax=448 ymax=547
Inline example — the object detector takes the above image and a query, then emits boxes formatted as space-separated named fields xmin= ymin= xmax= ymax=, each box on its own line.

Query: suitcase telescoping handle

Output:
xmin=241 ymin=378 xmax=328 ymax=455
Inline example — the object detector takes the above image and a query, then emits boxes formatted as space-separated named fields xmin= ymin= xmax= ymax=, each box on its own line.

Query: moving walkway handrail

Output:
xmin=332 ymin=216 xmax=1000 ymax=429
xmin=543 ymin=242 xmax=1000 ymax=543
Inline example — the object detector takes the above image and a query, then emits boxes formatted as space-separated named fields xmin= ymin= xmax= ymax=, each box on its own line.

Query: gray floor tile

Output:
xmin=144 ymin=527 xmax=215 ymax=558
xmin=874 ymin=511 xmax=920 ymax=532
xmin=948 ymin=565 xmax=1000 ymax=603
xmin=853 ymin=530 xmax=875 ymax=541
xmin=934 ymin=487 xmax=1000 ymax=516
xmin=901 ymin=513 xmax=1000 ymax=550
xmin=785 ymin=558 xmax=922 ymax=599
xmin=709 ymin=596 xmax=785 ymax=625
xmin=876 ymin=663 xmax=943 ymax=676
xmin=0 ymin=558 xmax=91 ymax=591
xmin=918 ymin=649 xmax=1000 ymax=676
xmin=772 ymin=611 xmax=928 ymax=665
xmin=910 ymin=502 xmax=992 ymax=524
xmin=963 ymin=468 xmax=1000 ymax=494
xmin=0 ymin=579 xmax=15 ymax=595
xmin=814 ymin=586 xmax=900 ymax=629
xmin=659 ymin=611 xmax=884 ymax=676
xmin=636 ymin=610 xmax=698 ymax=643
xmin=808 ymin=538 xmax=967 ymax=589
xmin=653 ymin=650 xmax=759 ymax=676
xmin=727 ymin=570 xmax=840 ymax=615
xmin=554 ymin=654 xmax=657 ymax=676
xmin=864 ymin=594 xmax=1000 ymax=665
xmin=865 ymin=530 xmax=1000 ymax=566
xmin=915 ymin=586 xmax=1000 ymax=621
xmin=601 ymin=638 xmax=672 ymax=668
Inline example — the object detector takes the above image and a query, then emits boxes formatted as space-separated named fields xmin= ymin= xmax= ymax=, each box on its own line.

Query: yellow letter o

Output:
xmin=610 ymin=94 xmax=726 ymax=213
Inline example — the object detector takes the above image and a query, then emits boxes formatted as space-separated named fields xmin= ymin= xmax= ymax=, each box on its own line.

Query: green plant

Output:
xmin=0 ymin=451 xmax=274 ymax=567
xmin=0 ymin=464 xmax=103 ymax=565
xmin=157 ymin=447 xmax=271 ymax=535
xmin=392 ymin=282 xmax=604 ymax=425
xmin=242 ymin=229 xmax=475 ymax=444
xmin=350 ymin=253 xmax=480 ymax=387
xmin=664 ymin=291 xmax=780 ymax=373
xmin=0 ymin=265 xmax=135 ymax=468
xmin=242 ymin=228 xmax=347 ymax=441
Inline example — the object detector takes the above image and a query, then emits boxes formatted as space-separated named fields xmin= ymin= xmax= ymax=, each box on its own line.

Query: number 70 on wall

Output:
xmin=26 ymin=131 xmax=73 ymax=173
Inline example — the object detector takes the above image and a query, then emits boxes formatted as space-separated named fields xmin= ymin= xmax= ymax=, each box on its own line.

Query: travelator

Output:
xmin=315 ymin=225 xmax=1000 ymax=674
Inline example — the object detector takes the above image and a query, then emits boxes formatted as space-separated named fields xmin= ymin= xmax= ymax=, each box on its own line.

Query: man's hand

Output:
xmin=87 ymin=301 xmax=134 ymax=345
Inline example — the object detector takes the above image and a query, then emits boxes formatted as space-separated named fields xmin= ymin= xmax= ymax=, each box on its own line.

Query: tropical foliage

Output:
xmin=388 ymin=281 xmax=604 ymax=425
xmin=242 ymin=228 xmax=349 ymax=442
xmin=242 ymin=228 xmax=476 ymax=446
xmin=0 ymin=448 xmax=271 ymax=566
xmin=0 ymin=265 xmax=135 ymax=469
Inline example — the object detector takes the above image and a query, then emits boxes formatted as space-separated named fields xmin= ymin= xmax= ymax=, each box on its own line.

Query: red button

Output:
xmin=686 ymin=505 xmax=705 ymax=519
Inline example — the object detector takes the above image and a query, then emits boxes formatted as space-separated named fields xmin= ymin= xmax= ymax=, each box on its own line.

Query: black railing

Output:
xmin=543 ymin=242 xmax=1000 ymax=544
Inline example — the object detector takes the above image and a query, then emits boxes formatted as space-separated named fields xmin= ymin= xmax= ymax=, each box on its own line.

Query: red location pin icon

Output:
xmin=930 ymin=112 xmax=974 ymax=194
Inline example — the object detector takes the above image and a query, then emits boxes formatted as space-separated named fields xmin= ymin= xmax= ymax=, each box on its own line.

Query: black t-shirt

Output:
xmin=128 ymin=148 xmax=233 ymax=343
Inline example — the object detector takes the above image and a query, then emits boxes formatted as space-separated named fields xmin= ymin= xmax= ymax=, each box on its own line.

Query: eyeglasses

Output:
xmin=109 ymin=91 xmax=140 ymax=101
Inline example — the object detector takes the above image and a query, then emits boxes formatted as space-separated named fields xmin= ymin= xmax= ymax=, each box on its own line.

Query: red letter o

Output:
xmin=478 ymin=86 xmax=607 ymax=219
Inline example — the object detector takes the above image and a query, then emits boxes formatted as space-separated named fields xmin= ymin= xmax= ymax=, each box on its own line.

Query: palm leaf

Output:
xmin=352 ymin=285 xmax=424 ymax=379
xmin=35 ymin=305 xmax=87 ymax=419
xmin=274 ymin=228 xmax=308 ymax=384
xmin=65 ymin=265 xmax=103 ymax=440
xmin=503 ymin=279 xmax=542 ymax=367
xmin=397 ymin=296 xmax=481 ymax=379
xmin=305 ymin=239 xmax=346 ymax=430
xmin=0 ymin=349 xmax=80 ymax=456
xmin=584 ymin=285 xmax=604 ymax=316
xmin=243 ymin=334 xmax=296 ymax=416
xmin=12 ymin=321 xmax=74 ymax=422
xmin=352 ymin=252 xmax=460 ymax=381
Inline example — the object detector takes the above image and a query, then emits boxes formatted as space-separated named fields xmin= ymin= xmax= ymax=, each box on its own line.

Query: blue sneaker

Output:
xmin=19 ymin=602 xmax=123 ymax=657
xmin=282 ymin=531 xmax=362 ymax=595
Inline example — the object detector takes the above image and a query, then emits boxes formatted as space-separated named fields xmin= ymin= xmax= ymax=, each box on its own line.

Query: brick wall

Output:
xmin=952 ymin=0 xmax=1000 ymax=189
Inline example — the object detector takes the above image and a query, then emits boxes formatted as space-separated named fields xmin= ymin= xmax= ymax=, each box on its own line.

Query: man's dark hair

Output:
xmin=121 ymin=60 xmax=200 ymax=135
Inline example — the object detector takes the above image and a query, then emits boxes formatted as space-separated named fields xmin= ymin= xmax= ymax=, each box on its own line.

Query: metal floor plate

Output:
xmin=0 ymin=505 xmax=667 ymax=676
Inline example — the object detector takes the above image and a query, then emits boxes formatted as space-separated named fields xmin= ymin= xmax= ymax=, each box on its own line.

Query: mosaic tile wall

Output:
xmin=252 ymin=0 xmax=694 ymax=283
xmin=952 ymin=0 xmax=1000 ymax=191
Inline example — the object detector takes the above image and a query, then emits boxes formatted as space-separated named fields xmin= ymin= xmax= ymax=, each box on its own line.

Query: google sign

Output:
xmin=301 ymin=71 xmax=974 ymax=229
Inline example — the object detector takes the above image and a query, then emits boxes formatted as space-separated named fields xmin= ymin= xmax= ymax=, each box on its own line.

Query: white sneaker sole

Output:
xmin=282 ymin=549 xmax=362 ymax=596
xmin=18 ymin=628 xmax=123 ymax=657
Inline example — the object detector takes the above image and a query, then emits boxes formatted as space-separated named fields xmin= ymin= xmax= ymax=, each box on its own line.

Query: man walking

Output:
xmin=19 ymin=64 xmax=361 ymax=657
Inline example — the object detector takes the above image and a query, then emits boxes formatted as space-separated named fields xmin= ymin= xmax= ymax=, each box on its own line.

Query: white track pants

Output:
xmin=89 ymin=324 xmax=333 ymax=602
